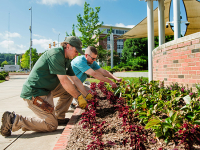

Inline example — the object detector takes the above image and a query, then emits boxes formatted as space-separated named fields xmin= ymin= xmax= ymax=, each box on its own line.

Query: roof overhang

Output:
xmin=119 ymin=0 xmax=200 ymax=39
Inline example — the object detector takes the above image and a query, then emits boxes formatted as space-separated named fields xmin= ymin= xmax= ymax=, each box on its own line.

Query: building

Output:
xmin=97 ymin=25 xmax=131 ymax=57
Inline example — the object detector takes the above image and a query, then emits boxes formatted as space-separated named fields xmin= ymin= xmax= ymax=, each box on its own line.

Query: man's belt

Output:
xmin=33 ymin=96 xmax=54 ymax=113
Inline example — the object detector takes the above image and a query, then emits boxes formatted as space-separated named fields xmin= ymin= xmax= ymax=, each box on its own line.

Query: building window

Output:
xmin=120 ymin=30 xmax=124 ymax=34
xmin=107 ymin=44 xmax=110 ymax=49
xmin=107 ymin=36 xmax=110 ymax=41
xmin=116 ymin=30 xmax=124 ymax=34
xmin=116 ymin=30 xmax=119 ymax=34
xmin=117 ymin=39 xmax=123 ymax=42
xmin=107 ymin=29 xmax=115 ymax=33
xmin=117 ymin=45 xmax=123 ymax=49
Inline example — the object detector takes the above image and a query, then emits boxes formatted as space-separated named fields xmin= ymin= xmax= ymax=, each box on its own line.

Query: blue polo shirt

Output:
xmin=71 ymin=55 xmax=100 ymax=82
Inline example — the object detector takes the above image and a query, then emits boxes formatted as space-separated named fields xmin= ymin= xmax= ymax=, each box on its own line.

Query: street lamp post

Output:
xmin=58 ymin=33 xmax=60 ymax=47
xmin=29 ymin=7 xmax=32 ymax=71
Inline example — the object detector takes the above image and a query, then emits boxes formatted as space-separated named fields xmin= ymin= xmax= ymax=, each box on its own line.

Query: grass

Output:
xmin=124 ymin=70 xmax=148 ymax=72
xmin=0 ymin=80 xmax=5 ymax=83
xmin=85 ymin=77 xmax=148 ymax=84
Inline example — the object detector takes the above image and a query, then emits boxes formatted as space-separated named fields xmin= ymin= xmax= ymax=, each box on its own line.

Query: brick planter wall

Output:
xmin=153 ymin=32 xmax=200 ymax=91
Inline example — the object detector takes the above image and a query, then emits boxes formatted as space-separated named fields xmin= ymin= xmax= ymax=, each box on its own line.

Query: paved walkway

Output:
xmin=113 ymin=71 xmax=148 ymax=77
xmin=0 ymin=75 xmax=75 ymax=150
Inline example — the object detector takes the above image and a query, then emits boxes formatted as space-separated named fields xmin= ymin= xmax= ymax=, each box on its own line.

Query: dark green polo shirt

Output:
xmin=20 ymin=47 xmax=75 ymax=100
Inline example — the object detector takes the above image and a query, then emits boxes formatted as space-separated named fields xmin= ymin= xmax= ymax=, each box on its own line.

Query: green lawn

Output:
xmin=85 ymin=77 xmax=148 ymax=84
xmin=124 ymin=70 xmax=148 ymax=72
xmin=0 ymin=80 xmax=5 ymax=83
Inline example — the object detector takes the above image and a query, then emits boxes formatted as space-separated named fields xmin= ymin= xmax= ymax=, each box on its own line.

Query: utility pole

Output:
xmin=110 ymin=33 xmax=114 ymax=69
xmin=29 ymin=7 xmax=32 ymax=71
xmin=58 ymin=33 xmax=60 ymax=47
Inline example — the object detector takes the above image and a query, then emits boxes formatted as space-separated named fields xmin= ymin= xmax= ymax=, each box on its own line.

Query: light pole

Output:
xmin=58 ymin=33 xmax=60 ymax=47
xmin=29 ymin=7 xmax=32 ymax=71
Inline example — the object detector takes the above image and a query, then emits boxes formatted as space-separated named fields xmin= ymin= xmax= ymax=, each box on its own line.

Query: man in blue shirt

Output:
xmin=71 ymin=46 xmax=122 ymax=107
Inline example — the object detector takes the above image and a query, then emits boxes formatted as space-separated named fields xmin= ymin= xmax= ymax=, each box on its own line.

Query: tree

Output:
xmin=76 ymin=2 xmax=104 ymax=48
xmin=1 ymin=60 xmax=8 ymax=67
xmin=121 ymin=38 xmax=148 ymax=63
xmin=66 ymin=24 xmax=76 ymax=36
xmin=21 ymin=48 xmax=39 ymax=69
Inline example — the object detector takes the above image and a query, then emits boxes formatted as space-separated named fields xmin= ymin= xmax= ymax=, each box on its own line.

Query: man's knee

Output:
xmin=46 ymin=121 xmax=58 ymax=132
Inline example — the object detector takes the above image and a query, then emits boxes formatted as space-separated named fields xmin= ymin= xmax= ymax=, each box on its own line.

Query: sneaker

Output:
xmin=1 ymin=111 xmax=15 ymax=136
xmin=57 ymin=118 xmax=69 ymax=125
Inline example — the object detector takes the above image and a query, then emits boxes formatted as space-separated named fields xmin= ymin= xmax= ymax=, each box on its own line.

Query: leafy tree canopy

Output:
xmin=21 ymin=48 xmax=39 ymax=69
xmin=1 ymin=60 xmax=9 ymax=67
xmin=121 ymin=38 xmax=148 ymax=63
xmin=66 ymin=2 xmax=111 ymax=53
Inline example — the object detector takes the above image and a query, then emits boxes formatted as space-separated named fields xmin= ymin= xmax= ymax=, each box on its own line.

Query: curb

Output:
xmin=53 ymin=108 xmax=84 ymax=150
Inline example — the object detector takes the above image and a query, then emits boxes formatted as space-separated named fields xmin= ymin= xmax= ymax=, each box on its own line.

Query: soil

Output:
xmin=66 ymin=90 xmax=200 ymax=150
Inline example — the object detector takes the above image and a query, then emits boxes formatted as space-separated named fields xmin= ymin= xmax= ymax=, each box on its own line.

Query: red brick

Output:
xmin=192 ymin=39 xmax=200 ymax=44
xmin=172 ymin=45 xmax=178 ymax=49
xmin=184 ymin=58 xmax=192 ymax=62
xmin=185 ymin=75 xmax=192 ymax=78
xmin=192 ymin=75 xmax=200 ymax=79
xmin=185 ymin=67 xmax=192 ymax=70
xmin=195 ymin=53 xmax=200 ymax=57
xmin=188 ymin=45 xmax=196 ymax=50
xmin=179 ymin=67 xmax=185 ymax=71
xmin=178 ymin=43 xmax=184 ymax=48
xmin=182 ymin=63 xmax=188 ymax=67
xmin=192 ymin=66 xmax=200 ymax=70
xmin=181 ymin=55 xmax=187 ymax=59
xmin=188 ymin=62 xmax=196 ymax=66
xmin=189 ymin=79 xmax=197 ymax=83
xmin=184 ymin=41 xmax=192 ymax=46
xmin=188 ymin=54 xmax=195 ymax=58
xmin=55 ymin=143 xmax=65 ymax=147
xmin=53 ymin=147 xmax=64 ymax=150
xmin=182 ymin=71 xmax=188 ymax=74
xmin=189 ymin=71 xmax=196 ymax=75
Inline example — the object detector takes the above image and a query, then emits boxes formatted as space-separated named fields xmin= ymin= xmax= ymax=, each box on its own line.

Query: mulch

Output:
xmin=65 ymin=90 xmax=200 ymax=150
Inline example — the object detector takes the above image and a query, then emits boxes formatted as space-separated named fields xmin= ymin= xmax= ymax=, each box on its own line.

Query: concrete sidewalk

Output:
xmin=113 ymin=71 xmax=148 ymax=78
xmin=0 ymin=75 xmax=75 ymax=150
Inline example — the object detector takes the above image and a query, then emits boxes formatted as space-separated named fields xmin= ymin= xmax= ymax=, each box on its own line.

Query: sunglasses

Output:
xmin=88 ymin=54 xmax=96 ymax=60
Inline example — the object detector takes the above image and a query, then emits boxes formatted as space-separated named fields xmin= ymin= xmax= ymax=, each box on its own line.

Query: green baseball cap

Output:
xmin=65 ymin=36 xmax=84 ymax=55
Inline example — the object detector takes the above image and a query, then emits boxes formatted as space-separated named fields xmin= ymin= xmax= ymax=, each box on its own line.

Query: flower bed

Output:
xmin=66 ymin=80 xmax=200 ymax=149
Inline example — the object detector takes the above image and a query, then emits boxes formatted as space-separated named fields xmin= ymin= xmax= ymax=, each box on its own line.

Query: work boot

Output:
xmin=57 ymin=118 xmax=69 ymax=125
xmin=1 ymin=111 xmax=15 ymax=136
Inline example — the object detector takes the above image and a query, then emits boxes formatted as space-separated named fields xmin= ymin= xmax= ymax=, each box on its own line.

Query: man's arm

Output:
xmin=95 ymin=68 xmax=122 ymax=82
xmin=68 ymin=76 xmax=88 ymax=96
xmin=57 ymin=74 xmax=81 ymax=98
xmin=85 ymin=68 xmax=117 ymax=88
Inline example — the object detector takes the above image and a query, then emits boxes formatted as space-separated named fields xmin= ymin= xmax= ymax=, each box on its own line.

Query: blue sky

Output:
xmin=0 ymin=0 xmax=187 ymax=54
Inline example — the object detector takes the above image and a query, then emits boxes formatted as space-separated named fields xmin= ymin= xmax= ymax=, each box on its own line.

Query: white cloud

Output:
xmin=0 ymin=40 xmax=26 ymax=54
xmin=33 ymin=38 xmax=54 ymax=50
xmin=115 ymin=23 xmax=135 ymax=28
xmin=33 ymin=34 xmax=46 ymax=39
xmin=0 ymin=32 xmax=21 ymax=40
xmin=37 ymin=0 xmax=84 ymax=6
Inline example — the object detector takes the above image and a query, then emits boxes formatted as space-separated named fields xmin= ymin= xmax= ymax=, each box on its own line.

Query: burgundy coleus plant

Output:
xmin=83 ymin=81 xmax=147 ymax=149
xmin=175 ymin=123 xmax=200 ymax=149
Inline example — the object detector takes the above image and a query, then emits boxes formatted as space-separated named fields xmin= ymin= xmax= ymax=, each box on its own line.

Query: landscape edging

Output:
xmin=53 ymin=108 xmax=84 ymax=150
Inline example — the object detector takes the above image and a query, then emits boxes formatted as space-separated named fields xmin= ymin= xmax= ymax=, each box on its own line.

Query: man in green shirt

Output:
xmin=1 ymin=36 xmax=93 ymax=136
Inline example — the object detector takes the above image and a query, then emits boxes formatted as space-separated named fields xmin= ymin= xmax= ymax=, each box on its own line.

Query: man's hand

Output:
xmin=77 ymin=94 xmax=87 ymax=109
xmin=109 ymin=81 xmax=117 ymax=88
xmin=116 ymin=78 xmax=122 ymax=82
xmin=85 ymin=93 xmax=93 ymax=100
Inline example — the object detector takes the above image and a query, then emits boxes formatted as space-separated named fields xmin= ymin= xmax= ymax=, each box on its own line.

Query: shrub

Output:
xmin=0 ymin=71 xmax=8 ymax=80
